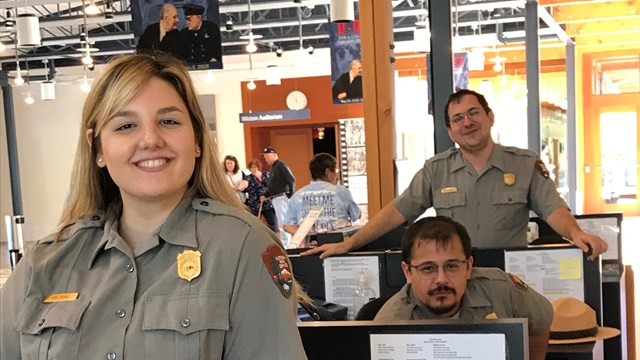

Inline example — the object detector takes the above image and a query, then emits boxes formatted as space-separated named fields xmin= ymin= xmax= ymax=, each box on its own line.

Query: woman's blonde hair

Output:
xmin=57 ymin=54 xmax=243 ymax=235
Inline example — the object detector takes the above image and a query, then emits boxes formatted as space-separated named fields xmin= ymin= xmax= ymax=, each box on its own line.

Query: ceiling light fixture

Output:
xmin=14 ymin=70 xmax=24 ymax=85
xmin=307 ymin=45 xmax=314 ymax=55
xmin=40 ymin=59 xmax=55 ymax=101
xmin=275 ymin=46 xmax=283 ymax=57
xmin=16 ymin=0 xmax=41 ymax=47
xmin=85 ymin=0 xmax=101 ymax=15
xmin=330 ymin=0 xmax=354 ymax=23
xmin=80 ymin=77 xmax=91 ymax=93
xmin=247 ymin=80 xmax=256 ymax=90
xmin=241 ymin=0 xmax=262 ymax=54
xmin=24 ymin=92 xmax=34 ymax=104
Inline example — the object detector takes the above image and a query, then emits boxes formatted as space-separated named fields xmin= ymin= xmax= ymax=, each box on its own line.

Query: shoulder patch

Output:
xmin=535 ymin=159 xmax=550 ymax=179
xmin=262 ymin=244 xmax=293 ymax=298
xmin=508 ymin=273 xmax=529 ymax=291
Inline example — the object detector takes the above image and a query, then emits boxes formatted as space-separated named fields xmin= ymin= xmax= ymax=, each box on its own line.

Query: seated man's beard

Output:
xmin=426 ymin=285 xmax=458 ymax=315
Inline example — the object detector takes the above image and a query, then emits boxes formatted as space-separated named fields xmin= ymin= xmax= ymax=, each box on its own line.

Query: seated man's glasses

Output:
xmin=407 ymin=259 xmax=468 ymax=278
xmin=450 ymin=108 xmax=481 ymax=125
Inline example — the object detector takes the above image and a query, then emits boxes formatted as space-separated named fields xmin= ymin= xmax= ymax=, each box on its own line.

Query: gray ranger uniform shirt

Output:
xmin=393 ymin=144 xmax=567 ymax=248
xmin=375 ymin=267 xmax=553 ymax=336
xmin=0 ymin=196 xmax=307 ymax=360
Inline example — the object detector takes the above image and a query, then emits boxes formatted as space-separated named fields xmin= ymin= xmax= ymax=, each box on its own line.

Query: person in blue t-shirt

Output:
xmin=283 ymin=153 xmax=361 ymax=241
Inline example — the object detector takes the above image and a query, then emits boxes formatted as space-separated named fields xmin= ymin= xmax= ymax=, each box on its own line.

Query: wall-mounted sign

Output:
xmin=239 ymin=109 xmax=311 ymax=123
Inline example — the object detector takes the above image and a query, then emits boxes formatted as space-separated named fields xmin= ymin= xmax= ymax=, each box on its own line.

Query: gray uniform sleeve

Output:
xmin=528 ymin=157 xmax=568 ymax=220
xmin=1 ymin=248 xmax=32 ymax=360
xmin=393 ymin=164 xmax=434 ymax=224
xmin=508 ymin=277 xmax=554 ymax=335
xmin=224 ymin=227 xmax=307 ymax=359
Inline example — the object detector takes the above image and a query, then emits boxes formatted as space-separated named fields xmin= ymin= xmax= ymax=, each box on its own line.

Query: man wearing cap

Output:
xmin=176 ymin=3 xmax=223 ymax=64
xmin=375 ymin=216 xmax=553 ymax=360
xmin=136 ymin=3 xmax=180 ymax=55
xmin=262 ymin=146 xmax=296 ymax=246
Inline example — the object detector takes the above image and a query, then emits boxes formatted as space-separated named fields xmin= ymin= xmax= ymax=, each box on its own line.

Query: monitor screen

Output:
xmin=298 ymin=319 xmax=528 ymax=360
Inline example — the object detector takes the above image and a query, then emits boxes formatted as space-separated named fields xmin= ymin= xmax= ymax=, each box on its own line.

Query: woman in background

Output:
xmin=244 ymin=159 xmax=278 ymax=233
xmin=223 ymin=155 xmax=248 ymax=203
xmin=0 ymin=54 xmax=306 ymax=360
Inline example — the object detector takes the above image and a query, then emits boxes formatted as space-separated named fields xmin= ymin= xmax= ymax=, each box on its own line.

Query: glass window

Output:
xmin=592 ymin=55 xmax=640 ymax=95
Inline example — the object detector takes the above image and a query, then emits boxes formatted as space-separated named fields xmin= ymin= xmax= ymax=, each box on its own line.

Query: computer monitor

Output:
xmin=298 ymin=319 xmax=528 ymax=360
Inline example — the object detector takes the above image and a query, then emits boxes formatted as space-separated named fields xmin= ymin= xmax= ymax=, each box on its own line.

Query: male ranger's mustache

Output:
xmin=428 ymin=285 xmax=456 ymax=296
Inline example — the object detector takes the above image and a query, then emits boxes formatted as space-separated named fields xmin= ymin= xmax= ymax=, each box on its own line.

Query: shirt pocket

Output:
xmin=142 ymin=291 xmax=229 ymax=360
xmin=432 ymin=192 xmax=466 ymax=218
xmin=12 ymin=297 xmax=90 ymax=360
xmin=491 ymin=189 xmax=529 ymax=230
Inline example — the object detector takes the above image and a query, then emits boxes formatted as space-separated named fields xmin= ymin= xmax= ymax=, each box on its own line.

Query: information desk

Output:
xmin=298 ymin=319 xmax=528 ymax=360
xmin=290 ymin=245 xmax=601 ymax=323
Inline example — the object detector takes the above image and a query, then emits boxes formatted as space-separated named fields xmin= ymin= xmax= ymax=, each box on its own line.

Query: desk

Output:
xmin=547 ymin=341 xmax=603 ymax=360
xmin=602 ymin=269 xmax=628 ymax=360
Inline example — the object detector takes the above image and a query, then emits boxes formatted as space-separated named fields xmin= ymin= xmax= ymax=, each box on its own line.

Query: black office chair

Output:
xmin=355 ymin=295 xmax=391 ymax=320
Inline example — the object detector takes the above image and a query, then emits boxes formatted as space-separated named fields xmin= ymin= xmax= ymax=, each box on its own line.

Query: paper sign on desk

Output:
xmin=287 ymin=207 xmax=323 ymax=249
xmin=370 ymin=333 xmax=506 ymax=360
xmin=559 ymin=257 xmax=582 ymax=279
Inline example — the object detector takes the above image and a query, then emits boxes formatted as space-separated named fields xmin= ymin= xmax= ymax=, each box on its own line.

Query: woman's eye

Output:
xmin=115 ymin=123 xmax=135 ymax=131
xmin=160 ymin=119 xmax=180 ymax=126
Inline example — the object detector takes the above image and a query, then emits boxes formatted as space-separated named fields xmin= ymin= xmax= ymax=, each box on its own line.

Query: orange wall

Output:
xmin=241 ymin=75 xmax=364 ymax=162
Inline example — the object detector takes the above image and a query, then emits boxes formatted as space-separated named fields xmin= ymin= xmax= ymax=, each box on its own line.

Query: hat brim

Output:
xmin=548 ymin=327 xmax=621 ymax=344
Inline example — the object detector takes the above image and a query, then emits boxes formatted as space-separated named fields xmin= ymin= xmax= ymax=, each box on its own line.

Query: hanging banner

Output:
xmin=131 ymin=0 xmax=223 ymax=70
xmin=329 ymin=18 xmax=363 ymax=105
xmin=426 ymin=52 xmax=469 ymax=113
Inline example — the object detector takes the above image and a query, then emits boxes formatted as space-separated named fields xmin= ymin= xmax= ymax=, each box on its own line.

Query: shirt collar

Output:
xmin=88 ymin=196 xmax=198 ymax=268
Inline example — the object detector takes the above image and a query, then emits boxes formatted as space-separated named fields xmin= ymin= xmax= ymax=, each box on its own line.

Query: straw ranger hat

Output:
xmin=548 ymin=297 xmax=620 ymax=344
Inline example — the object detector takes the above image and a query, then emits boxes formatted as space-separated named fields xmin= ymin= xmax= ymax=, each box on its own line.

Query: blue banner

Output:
xmin=239 ymin=109 xmax=311 ymax=123
xmin=426 ymin=52 xmax=469 ymax=113
xmin=329 ymin=19 xmax=363 ymax=105
xmin=131 ymin=0 xmax=223 ymax=69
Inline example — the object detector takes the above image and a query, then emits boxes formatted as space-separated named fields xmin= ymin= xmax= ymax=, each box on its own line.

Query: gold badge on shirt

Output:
xmin=440 ymin=186 xmax=458 ymax=193
xmin=177 ymin=250 xmax=202 ymax=281
xmin=504 ymin=173 xmax=515 ymax=186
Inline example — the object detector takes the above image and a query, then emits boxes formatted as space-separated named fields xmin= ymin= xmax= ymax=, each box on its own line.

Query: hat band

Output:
xmin=550 ymin=326 xmax=598 ymax=340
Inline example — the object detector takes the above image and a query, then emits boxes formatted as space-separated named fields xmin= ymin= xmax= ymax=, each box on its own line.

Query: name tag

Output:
xmin=440 ymin=186 xmax=458 ymax=193
xmin=43 ymin=292 xmax=79 ymax=303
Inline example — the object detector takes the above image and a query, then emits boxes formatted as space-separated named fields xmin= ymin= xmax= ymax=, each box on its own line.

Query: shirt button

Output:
xmin=107 ymin=352 xmax=116 ymax=360
xmin=38 ymin=318 xmax=45 ymax=326
xmin=92 ymin=215 xmax=100 ymax=221
xmin=115 ymin=309 xmax=126 ymax=318
xmin=125 ymin=264 xmax=134 ymax=273
xmin=181 ymin=318 xmax=191 ymax=328
xmin=200 ymin=201 xmax=209 ymax=206
xmin=476 ymin=224 xmax=480 ymax=230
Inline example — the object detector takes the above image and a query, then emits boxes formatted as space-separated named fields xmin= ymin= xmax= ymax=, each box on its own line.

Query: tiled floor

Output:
xmin=621 ymin=216 xmax=640 ymax=358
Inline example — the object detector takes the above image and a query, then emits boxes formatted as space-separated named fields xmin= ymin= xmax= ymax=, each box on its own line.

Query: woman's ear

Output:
xmin=86 ymin=129 xmax=94 ymax=147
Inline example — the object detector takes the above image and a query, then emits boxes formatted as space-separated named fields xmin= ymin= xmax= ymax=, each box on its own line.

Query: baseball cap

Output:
xmin=262 ymin=146 xmax=277 ymax=154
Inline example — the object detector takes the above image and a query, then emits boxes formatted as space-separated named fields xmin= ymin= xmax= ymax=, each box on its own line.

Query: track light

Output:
xmin=307 ymin=45 xmax=314 ymax=55
xmin=104 ymin=1 xmax=114 ymax=20
xmin=4 ymin=10 xmax=14 ymax=30
xmin=24 ymin=93 xmax=34 ymax=105
xmin=87 ymin=63 xmax=95 ymax=71
xmin=225 ymin=15 xmax=233 ymax=31
xmin=276 ymin=46 xmax=283 ymax=57
xmin=247 ymin=80 xmax=256 ymax=90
